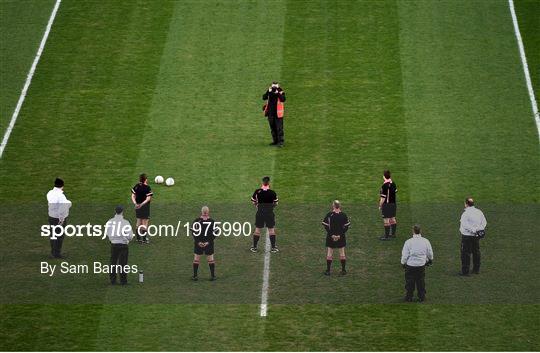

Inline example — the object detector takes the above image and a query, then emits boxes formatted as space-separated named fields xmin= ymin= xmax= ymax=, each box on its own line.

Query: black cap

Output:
xmin=262 ymin=176 xmax=270 ymax=183
xmin=54 ymin=178 xmax=64 ymax=187
xmin=115 ymin=205 xmax=124 ymax=214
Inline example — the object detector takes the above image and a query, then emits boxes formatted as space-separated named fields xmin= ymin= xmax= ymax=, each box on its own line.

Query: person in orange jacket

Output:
xmin=263 ymin=81 xmax=286 ymax=147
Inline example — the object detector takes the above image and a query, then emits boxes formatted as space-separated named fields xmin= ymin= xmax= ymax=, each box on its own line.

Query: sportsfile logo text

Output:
xmin=41 ymin=221 xmax=252 ymax=239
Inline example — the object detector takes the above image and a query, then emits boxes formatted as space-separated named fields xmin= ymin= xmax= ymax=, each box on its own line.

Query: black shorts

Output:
xmin=194 ymin=242 xmax=214 ymax=256
xmin=135 ymin=203 xmax=150 ymax=219
xmin=326 ymin=235 xmax=346 ymax=248
xmin=255 ymin=211 xmax=275 ymax=228
xmin=381 ymin=203 xmax=396 ymax=218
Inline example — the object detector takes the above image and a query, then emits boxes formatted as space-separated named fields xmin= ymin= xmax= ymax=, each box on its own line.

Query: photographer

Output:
xmin=262 ymin=81 xmax=286 ymax=147
xmin=401 ymin=225 xmax=433 ymax=302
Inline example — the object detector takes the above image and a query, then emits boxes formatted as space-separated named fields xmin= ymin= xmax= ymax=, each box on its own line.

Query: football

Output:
xmin=154 ymin=175 xmax=164 ymax=184
xmin=165 ymin=177 xmax=175 ymax=186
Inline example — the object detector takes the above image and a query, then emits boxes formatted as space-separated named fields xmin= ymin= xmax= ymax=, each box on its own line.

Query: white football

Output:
xmin=165 ymin=177 xmax=175 ymax=186
xmin=154 ymin=175 xmax=164 ymax=184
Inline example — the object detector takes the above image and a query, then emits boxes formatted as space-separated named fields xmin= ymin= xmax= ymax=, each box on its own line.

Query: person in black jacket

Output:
xmin=263 ymin=81 xmax=286 ymax=147
xmin=191 ymin=206 xmax=217 ymax=281
xmin=322 ymin=200 xmax=351 ymax=276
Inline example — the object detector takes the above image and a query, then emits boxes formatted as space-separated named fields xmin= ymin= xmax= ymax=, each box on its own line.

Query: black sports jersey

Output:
xmin=192 ymin=217 xmax=216 ymax=243
xmin=251 ymin=187 xmax=278 ymax=211
xmin=132 ymin=183 xmax=153 ymax=204
xmin=380 ymin=181 xmax=397 ymax=204
xmin=322 ymin=211 xmax=350 ymax=236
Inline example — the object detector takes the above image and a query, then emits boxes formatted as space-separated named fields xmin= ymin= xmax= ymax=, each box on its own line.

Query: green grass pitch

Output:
xmin=0 ymin=0 xmax=539 ymax=350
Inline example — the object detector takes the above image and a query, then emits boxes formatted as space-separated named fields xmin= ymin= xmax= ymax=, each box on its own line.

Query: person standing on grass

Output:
xmin=379 ymin=170 xmax=398 ymax=240
xmin=459 ymin=197 xmax=487 ymax=276
xmin=322 ymin=200 xmax=351 ymax=276
xmin=191 ymin=206 xmax=217 ymax=281
xmin=401 ymin=225 xmax=433 ymax=302
xmin=131 ymin=173 xmax=153 ymax=244
xmin=46 ymin=178 xmax=72 ymax=258
xmin=105 ymin=205 xmax=134 ymax=285
xmin=262 ymin=81 xmax=286 ymax=147
xmin=250 ymin=176 xmax=279 ymax=253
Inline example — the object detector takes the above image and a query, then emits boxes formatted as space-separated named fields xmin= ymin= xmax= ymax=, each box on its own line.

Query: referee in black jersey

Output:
xmin=379 ymin=170 xmax=398 ymax=241
xmin=191 ymin=206 xmax=217 ymax=281
xmin=131 ymin=173 xmax=153 ymax=244
xmin=250 ymin=176 xmax=279 ymax=253
xmin=322 ymin=200 xmax=351 ymax=275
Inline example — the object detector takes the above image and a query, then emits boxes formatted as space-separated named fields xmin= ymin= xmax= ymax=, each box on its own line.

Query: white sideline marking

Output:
xmin=259 ymin=229 xmax=271 ymax=317
xmin=508 ymin=0 xmax=540 ymax=141
xmin=0 ymin=0 xmax=62 ymax=159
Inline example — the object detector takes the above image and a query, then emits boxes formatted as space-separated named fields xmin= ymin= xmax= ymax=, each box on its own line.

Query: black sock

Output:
xmin=140 ymin=227 xmax=147 ymax=241
xmin=209 ymin=262 xmax=215 ymax=277
xmin=391 ymin=224 xmax=397 ymax=236
xmin=340 ymin=258 xmax=346 ymax=271
xmin=253 ymin=235 xmax=260 ymax=248
xmin=193 ymin=262 xmax=199 ymax=276
xmin=384 ymin=226 xmax=390 ymax=237
xmin=326 ymin=259 xmax=332 ymax=271
xmin=270 ymin=234 xmax=276 ymax=248
xmin=135 ymin=228 xmax=141 ymax=241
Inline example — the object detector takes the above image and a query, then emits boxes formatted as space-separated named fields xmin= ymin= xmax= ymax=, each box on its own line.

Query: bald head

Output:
xmin=201 ymin=206 xmax=209 ymax=216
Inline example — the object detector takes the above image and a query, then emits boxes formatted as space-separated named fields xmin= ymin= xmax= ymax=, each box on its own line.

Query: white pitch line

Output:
xmin=508 ymin=0 xmax=540 ymax=141
xmin=0 ymin=0 xmax=62 ymax=159
xmin=259 ymin=154 xmax=277 ymax=317
xmin=259 ymin=229 xmax=271 ymax=317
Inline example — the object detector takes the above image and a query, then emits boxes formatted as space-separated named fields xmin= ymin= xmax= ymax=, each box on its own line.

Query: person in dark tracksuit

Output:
xmin=191 ymin=206 xmax=217 ymax=281
xmin=459 ymin=197 xmax=487 ymax=276
xmin=263 ymin=81 xmax=286 ymax=147
xmin=401 ymin=225 xmax=433 ymax=302
xmin=105 ymin=205 xmax=134 ymax=285
xmin=322 ymin=200 xmax=351 ymax=276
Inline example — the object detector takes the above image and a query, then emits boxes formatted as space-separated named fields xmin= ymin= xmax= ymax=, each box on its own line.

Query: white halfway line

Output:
xmin=508 ymin=0 xmax=540 ymax=141
xmin=260 ymin=153 xmax=277 ymax=317
xmin=0 ymin=0 xmax=62 ymax=159
xmin=259 ymin=229 xmax=271 ymax=317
